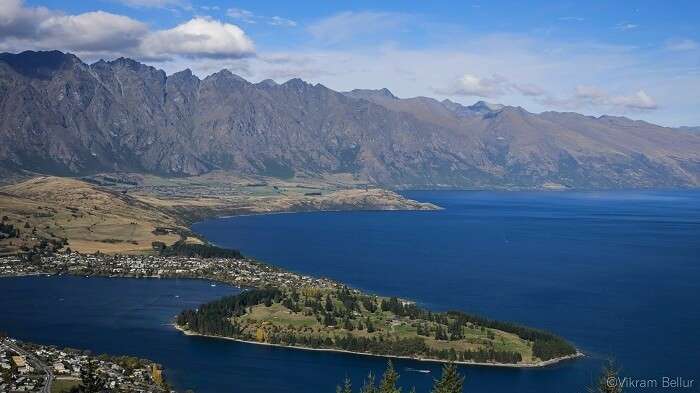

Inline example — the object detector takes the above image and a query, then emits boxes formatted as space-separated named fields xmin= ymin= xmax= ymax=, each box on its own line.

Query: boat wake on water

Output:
xmin=405 ymin=368 xmax=431 ymax=374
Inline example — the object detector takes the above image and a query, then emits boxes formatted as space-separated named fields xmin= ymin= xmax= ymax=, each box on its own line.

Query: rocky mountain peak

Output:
xmin=205 ymin=69 xmax=248 ymax=82
xmin=283 ymin=77 xmax=311 ymax=89
xmin=257 ymin=78 xmax=278 ymax=88
xmin=171 ymin=68 xmax=194 ymax=78
xmin=0 ymin=50 xmax=80 ymax=79
xmin=469 ymin=100 xmax=505 ymax=113
xmin=344 ymin=88 xmax=397 ymax=100
xmin=440 ymin=98 xmax=504 ymax=117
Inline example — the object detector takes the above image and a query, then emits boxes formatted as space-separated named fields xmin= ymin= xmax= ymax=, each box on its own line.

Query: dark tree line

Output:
xmin=152 ymin=240 xmax=243 ymax=259
xmin=176 ymin=288 xmax=282 ymax=336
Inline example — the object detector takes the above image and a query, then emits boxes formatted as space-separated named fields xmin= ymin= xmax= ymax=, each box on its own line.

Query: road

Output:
xmin=1 ymin=339 xmax=54 ymax=393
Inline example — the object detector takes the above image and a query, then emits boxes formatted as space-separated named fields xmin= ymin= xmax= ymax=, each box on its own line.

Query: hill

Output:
xmin=1 ymin=50 xmax=699 ymax=189
xmin=0 ymin=176 xmax=184 ymax=254
xmin=0 ymin=174 xmax=437 ymax=255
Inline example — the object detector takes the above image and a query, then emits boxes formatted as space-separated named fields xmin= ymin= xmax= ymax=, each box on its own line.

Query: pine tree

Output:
xmin=589 ymin=360 xmax=623 ymax=393
xmin=361 ymin=372 xmax=377 ymax=393
xmin=431 ymin=363 xmax=464 ymax=393
xmin=70 ymin=360 xmax=106 ymax=392
xmin=379 ymin=360 xmax=401 ymax=393
xmin=366 ymin=317 xmax=375 ymax=333
xmin=337 ymin=377 xmax=353 ymax=393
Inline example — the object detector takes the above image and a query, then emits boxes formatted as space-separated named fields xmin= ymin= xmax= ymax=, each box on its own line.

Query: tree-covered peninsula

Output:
xmin=176 ymin=286 xmax=578 ymax=365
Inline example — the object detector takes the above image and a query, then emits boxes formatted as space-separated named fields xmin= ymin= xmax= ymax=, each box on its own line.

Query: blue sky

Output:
xmin=3 ymin=0 xmax=700 ymax=126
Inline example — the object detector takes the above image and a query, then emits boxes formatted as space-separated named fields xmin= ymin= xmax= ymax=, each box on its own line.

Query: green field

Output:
xmin=51 ymin=377 xmax=81 ymax=393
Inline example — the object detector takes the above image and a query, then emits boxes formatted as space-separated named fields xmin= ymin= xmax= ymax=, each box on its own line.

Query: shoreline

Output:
xmin=172 ymin=323 xmax=584 ymax=369
xmin=2 ymin=203 xmax=584 ymax=371
xmin=174 ymin=189 xmax=443 ymax=225
xmin=1 ymin=272 xmax=584 ymax=370
xmin=197 ymin=205 xmax=441 ymax=223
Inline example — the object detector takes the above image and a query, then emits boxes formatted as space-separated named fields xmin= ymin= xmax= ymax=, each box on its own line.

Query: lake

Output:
xmin=2 ymin=190 xmax=699 ymax=392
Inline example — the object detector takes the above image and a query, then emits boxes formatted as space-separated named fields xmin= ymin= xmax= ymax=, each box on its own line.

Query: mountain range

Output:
xmin=1 ymin=50 xmax=699 ymax=189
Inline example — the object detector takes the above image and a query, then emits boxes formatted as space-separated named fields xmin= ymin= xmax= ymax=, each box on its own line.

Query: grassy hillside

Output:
xmin=0 ymin=174 xmax=437 ymax=255
xmin=0 ymin=176 xmax=184 ymax=255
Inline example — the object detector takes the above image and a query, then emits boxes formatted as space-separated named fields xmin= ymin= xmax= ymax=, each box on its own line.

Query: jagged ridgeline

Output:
xmin=176 ymin=287 xmax=576 ymax=364
xmin=1 ymin=51 xmax=700 ymax=189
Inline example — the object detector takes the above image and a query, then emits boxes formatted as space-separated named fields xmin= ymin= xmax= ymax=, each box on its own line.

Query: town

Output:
xmin=0 ymin=335 xmax=168 ymax=392
xmin=0 ymin=252 xmax=341 ymax=291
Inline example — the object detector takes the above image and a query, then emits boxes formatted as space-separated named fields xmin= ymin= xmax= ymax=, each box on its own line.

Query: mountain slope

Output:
xmin=1 ymin=50 xmax=699 ymax=189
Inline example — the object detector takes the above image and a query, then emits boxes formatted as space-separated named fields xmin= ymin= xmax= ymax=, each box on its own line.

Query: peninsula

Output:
xmin=175 ymin=287 xmax=578 ymax=367
xmin=1 ymin=250 xmax=580 ymax=367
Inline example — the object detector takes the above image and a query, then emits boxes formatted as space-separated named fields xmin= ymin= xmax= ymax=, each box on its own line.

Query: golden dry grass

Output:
xmin=0 ymin=174 xmax=435 ymax=255
xmin=0 ymin=176 xmax=184 ymax=254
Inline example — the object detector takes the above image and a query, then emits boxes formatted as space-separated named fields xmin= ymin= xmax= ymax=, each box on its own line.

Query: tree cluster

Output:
xmin=336 ymin=361 xmax=465 ymax=393
xmin=153 ymin=240 xmax=243 ymax=259
xmin=0 ymin=221 xmax=19 ymax=238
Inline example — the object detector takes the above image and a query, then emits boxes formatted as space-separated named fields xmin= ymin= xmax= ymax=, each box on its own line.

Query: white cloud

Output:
xmin=665 ymin=39 xmax=698 ymax=51
xmin=226 ymin=8 xmax=296 ymax=27
xmin=437 ymin=73 xmax=508 ymax=97
xmin=512 ymin=82 xmax=546 ymax=97
xmin=0 ymin=0 xmax=51 ymax=39
xmin=558 ymin=16 xmax=584 ymax=22
xmin=437 ymin=73 xmax=546 ymax=98
xmin=0 ymin=1 xmax=254 ymax=60
xmin=0 ymin=1 xmax=148 ymax=55
xmin=575 ymin=85 xmax=657 ymax=110
xmin=227 ymin=8 xmax=255 ymax=23
xmin=436 ymin=75 xmax=658 ymax=111
xmin=612 ymin=90 xmax=657 ymax=110
xmin=116 ymin=0 xmax=187 ymax=8
xmin=615 ymin=23 xmax=638 ymax=31
xmin=38 ymin=11 xmax=148 ymax=52
xmin=269 ymin=16 xmax=297 ymax=27
xmin=140 ymin=18 xmax=254 ymax=60
xmin=307 ymin=11 xmax=409 ymax=45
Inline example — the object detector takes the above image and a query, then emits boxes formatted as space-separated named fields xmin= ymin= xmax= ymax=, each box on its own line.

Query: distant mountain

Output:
xmin=1 ymin=50 xmax=699 ymax=189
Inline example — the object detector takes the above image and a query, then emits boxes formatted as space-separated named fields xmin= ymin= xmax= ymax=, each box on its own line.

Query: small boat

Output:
xmin=405 ymin=368 xmax=431 ymax=374
xmin=210 ymin=284 xmax=217 ymax=287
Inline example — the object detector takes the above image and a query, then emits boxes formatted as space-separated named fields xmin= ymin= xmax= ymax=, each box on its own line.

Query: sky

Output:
xmin=1 ymin=0 xmax=699 ymax=127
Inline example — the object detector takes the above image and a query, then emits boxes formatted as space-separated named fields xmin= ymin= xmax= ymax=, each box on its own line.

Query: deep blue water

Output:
xmin=194 ymin=190 xmax=700 ymax=392
xmin=1 ymin=190 xmax=699 ymax=392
